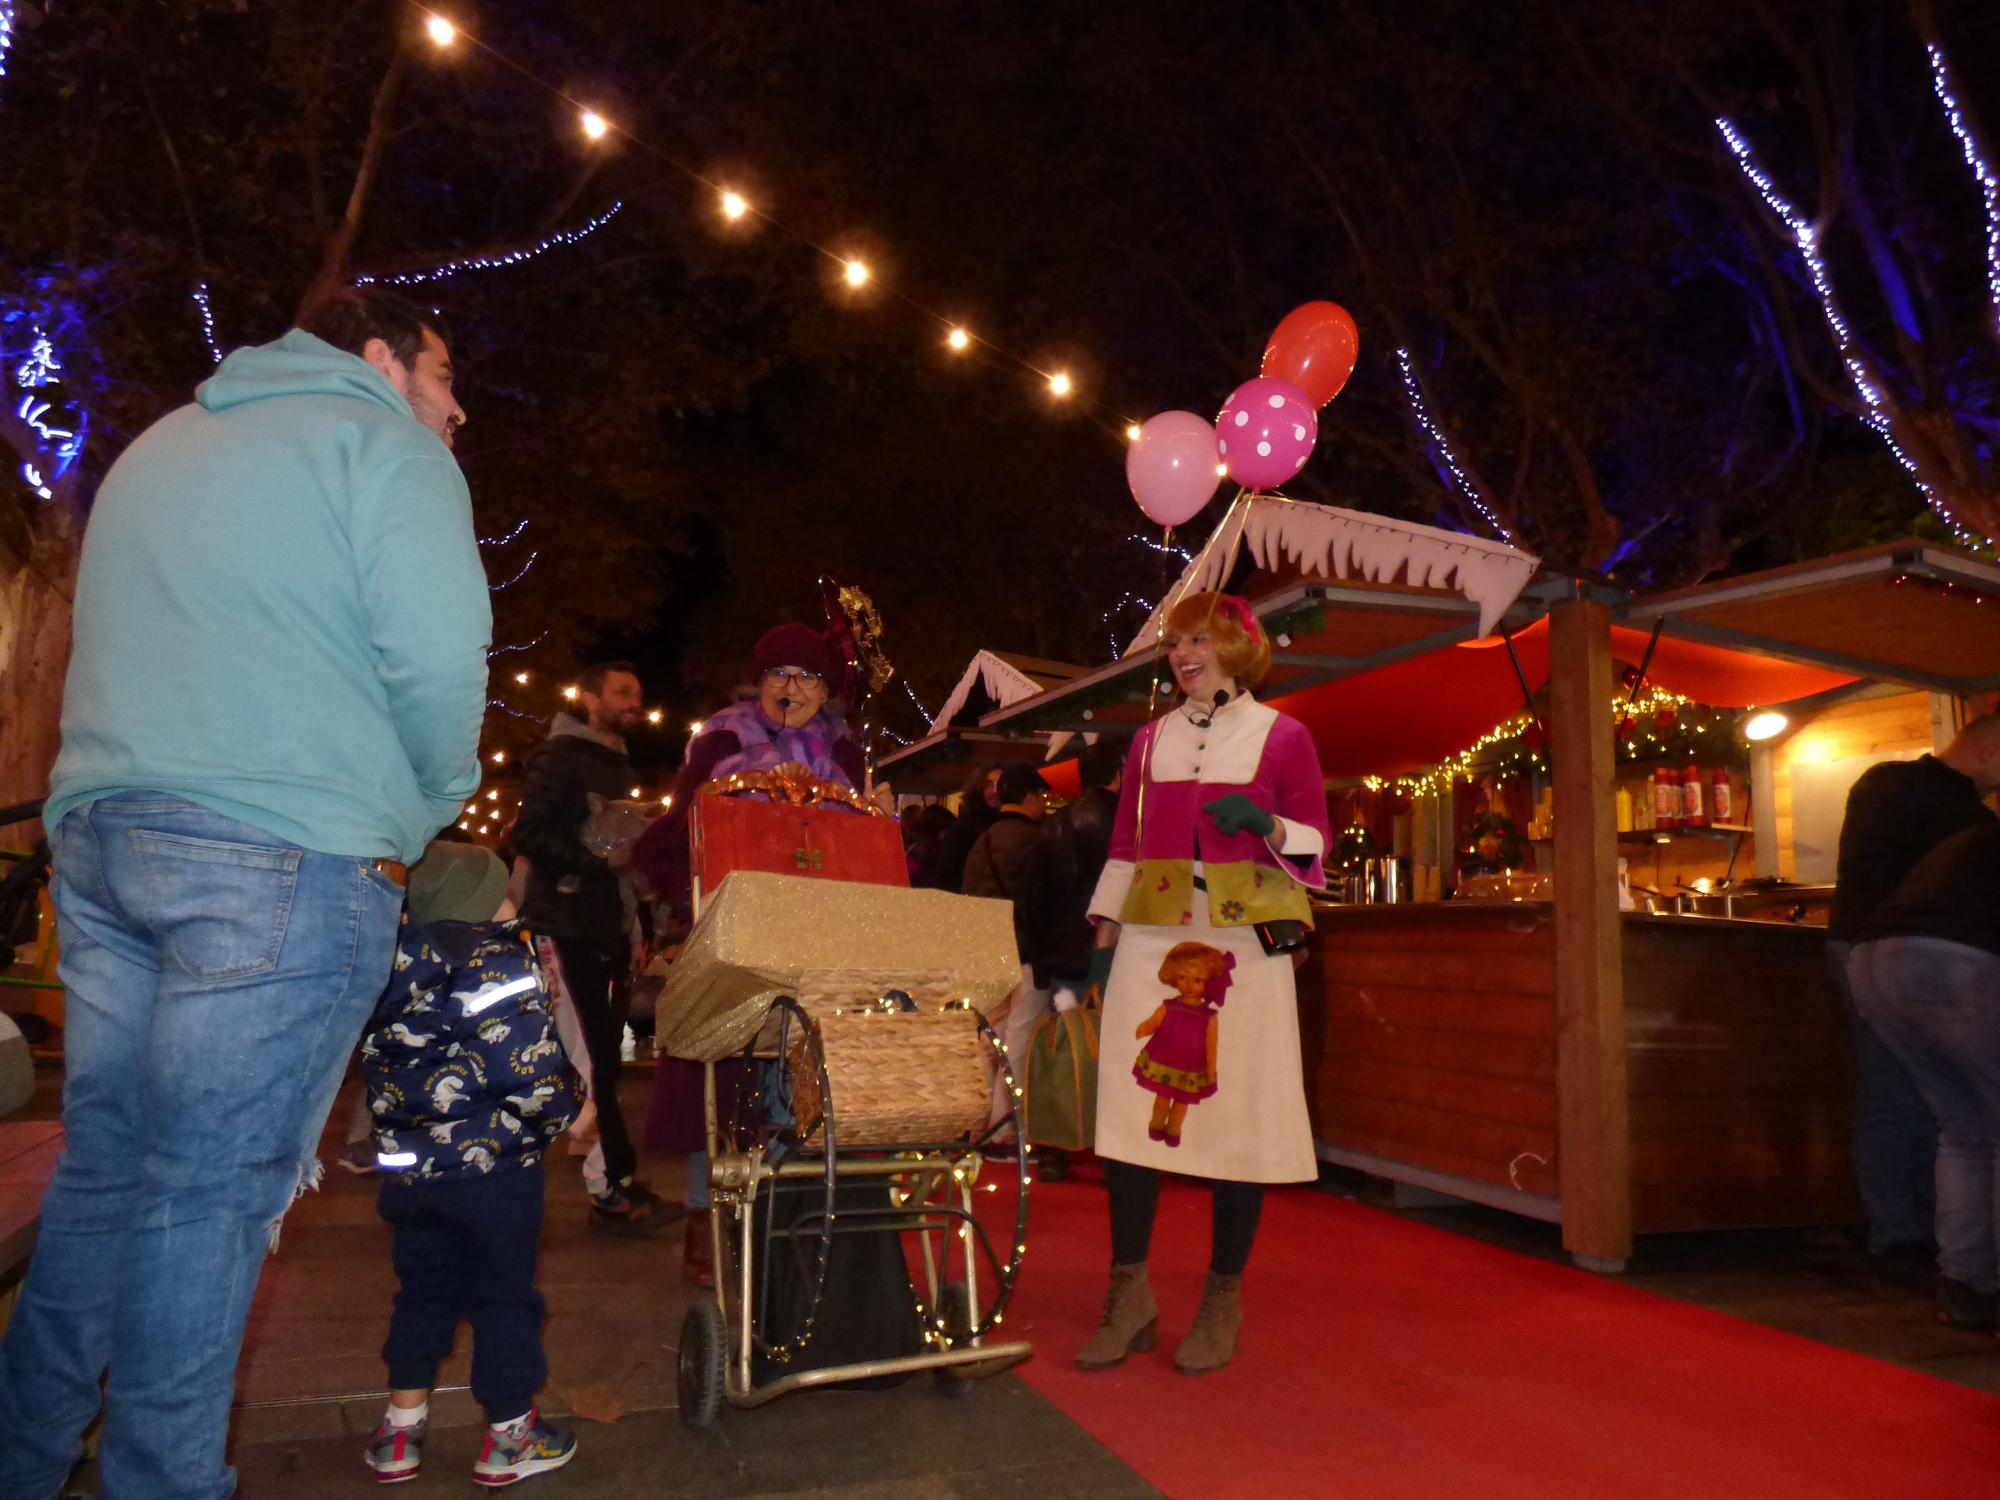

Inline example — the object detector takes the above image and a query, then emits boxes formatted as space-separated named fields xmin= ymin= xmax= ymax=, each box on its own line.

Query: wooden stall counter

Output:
xmin=1299 ymin=901 xmax=1857 ymax=1237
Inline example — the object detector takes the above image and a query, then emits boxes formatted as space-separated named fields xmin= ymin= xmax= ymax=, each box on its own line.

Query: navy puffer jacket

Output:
xmin=362 ymin=918 xmax=582 ymax=1186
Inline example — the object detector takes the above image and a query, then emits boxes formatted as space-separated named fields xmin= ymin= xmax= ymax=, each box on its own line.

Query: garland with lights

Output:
xmin=1363 ymin=687 xmax=1748 ymax=799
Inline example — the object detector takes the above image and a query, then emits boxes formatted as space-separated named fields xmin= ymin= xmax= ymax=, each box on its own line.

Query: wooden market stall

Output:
xmin=968 ymin=511 xmax=2000 ymax=1270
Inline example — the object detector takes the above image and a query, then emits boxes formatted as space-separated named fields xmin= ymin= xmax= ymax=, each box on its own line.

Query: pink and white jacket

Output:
xmin=1087 ymin=695 xmax=1331 ymax=930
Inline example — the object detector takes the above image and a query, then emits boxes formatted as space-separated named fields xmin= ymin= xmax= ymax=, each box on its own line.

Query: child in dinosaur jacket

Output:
xmin=359 ymin=844 xmax=585 ymax=1489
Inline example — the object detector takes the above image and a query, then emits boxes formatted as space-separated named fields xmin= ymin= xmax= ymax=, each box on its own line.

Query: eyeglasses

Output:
xmin=762 ymin=668 xmax=824 ymax=689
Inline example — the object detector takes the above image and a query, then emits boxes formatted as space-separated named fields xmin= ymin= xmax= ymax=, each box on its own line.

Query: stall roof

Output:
xmin=875 ymin=650 xmax=1087 ymax=792
xmin=907 ymin=537 xmax=1986 ymax=789
xmin=1615 ymin=542 xmax=2000 ymax=695
xmin=976 ymin=577 xmax=1557 ymax=738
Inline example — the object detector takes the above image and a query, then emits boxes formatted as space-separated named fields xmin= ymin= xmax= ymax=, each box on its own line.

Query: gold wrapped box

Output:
xmin=654 ymin=871 xmax=1022 ymax=1062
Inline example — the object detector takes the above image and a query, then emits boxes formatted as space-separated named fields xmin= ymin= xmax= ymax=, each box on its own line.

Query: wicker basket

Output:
xmin=788 ymin=1007 xmax=991 ymax=1147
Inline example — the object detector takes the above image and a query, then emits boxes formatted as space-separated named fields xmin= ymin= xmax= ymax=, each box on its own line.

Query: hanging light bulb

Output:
xmin=513 ymin=671 xmax=530 ymax=685
xmin=1048 ymin=371 xmax=1073 ymax=398
xmin=843 ymin=259 xmax=871 ymax=288
xmin=1125 ymin=423 xmax=1143 ymax=442
xmin=946 ymin=327 xmax=971 ymax=352
xmin=490 ymin=750 xmax=507 ymax=764
xmin=424 ymin=14 xmax=456 ymax=47
xmin=561 ymin=685 xmax=579 ymax=701
xmin=646 ymin=708 xmax=664 ymax=725
xmin=720 ymin=189 xmax=749 ymax=221
xmin=579 ymin=109 xmax=610 ymax=141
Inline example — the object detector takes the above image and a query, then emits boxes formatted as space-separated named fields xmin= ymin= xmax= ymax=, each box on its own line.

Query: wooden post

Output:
xmin=1548 ymin=593 xmax=1632 ymax=1270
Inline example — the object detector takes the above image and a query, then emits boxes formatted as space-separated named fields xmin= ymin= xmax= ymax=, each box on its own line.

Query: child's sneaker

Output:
xmin=363 ymin=1415 xmax=426 ymax=1484
xmin=473 ymin=1408 xmax=577 ymax=1488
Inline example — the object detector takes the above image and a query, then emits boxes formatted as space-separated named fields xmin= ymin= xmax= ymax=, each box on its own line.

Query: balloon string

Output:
xmin=1130 ymin=487 xmax=1251 ymax=876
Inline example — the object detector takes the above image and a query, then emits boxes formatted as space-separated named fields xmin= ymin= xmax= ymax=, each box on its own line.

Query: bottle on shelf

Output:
xmin=1711 ymin=766 xmax=1734 ymax=825
xmin=1633 ymin=780 xmax=1654 ymax=831
xmin=1681 ymin=763 xmax=1706 ymax=828
xmin=1652 ymin=768 xmax=1679 ymax=830
xmin=1615 ymin=784 xmax=1633 ymax=833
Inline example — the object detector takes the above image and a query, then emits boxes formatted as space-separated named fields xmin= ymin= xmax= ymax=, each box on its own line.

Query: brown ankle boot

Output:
xmin=1075 ymin=1262 xmax=1157 ymax=1370
xmin=681 ymin=1214 xmax=715 ymax=1286
xmin=1174 ymin=1271 xmax=1243 ymax=1374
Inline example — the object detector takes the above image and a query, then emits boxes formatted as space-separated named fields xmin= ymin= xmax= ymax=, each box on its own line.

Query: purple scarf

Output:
xmin=705 ymin=699 xmax=854 ymax=788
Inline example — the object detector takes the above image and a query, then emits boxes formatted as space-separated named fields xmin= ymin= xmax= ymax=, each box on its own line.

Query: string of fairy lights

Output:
xmin=367 ymin=6 xmax=1147 ymax=439
xmin=1716 ymin=86 xmax=2000 ymax=550
xmin=1361 ymin=686 xmax=1697 ymax=799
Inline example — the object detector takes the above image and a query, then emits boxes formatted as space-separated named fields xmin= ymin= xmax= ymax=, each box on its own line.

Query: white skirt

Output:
xmin=1093 ymin=906 xmax=1316 ymax=1184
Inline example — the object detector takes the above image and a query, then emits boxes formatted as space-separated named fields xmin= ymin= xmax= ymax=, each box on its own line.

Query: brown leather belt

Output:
xmin=372 ymin=859 xmax=409 ymax=889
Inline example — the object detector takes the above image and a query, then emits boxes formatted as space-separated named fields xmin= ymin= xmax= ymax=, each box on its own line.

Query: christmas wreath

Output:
xmin=1460 ymin=810 xmax=1525 ymax=872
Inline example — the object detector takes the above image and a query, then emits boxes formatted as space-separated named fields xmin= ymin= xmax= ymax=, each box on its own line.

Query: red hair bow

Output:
xmin=1220 ymin=595 xmax=1260 ymax=644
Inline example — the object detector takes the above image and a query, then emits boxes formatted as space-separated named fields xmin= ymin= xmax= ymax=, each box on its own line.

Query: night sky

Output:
xmin=4 ymin=0 xmax=1997 ymax=778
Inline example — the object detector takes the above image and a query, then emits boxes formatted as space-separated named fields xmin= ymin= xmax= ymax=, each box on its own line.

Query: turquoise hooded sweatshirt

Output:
xmin=46 ymin=330 xmax=491 ymax=862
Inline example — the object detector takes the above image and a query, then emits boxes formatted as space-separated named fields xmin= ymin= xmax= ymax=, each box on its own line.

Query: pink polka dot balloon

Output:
xmin=1215 ymin=376 xmax=1316 ymax=491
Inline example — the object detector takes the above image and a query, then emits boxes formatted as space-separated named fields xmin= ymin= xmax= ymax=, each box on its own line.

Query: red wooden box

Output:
xmin=690 ymin=795 xmax=908 ymax=916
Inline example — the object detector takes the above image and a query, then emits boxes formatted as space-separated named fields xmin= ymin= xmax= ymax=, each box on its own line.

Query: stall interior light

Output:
xmin=720 ymin=189 xmax=749 ymax=221
xmin=1743 ymin=710 xmax=1789 ymax=742
xmin=946 ymin=326 xmax=971 ymax=352
xmin=424 ymin=14 xmax=456 ymax=47
xmin=843 ymin=259 xmax=871 ymax=288
xmin=580 ymin=110 xmax=610 ymax=141
xmin=646 ymin=708 xmax=664 ymax=724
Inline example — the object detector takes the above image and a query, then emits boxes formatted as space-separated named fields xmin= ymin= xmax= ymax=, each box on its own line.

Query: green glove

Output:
xmin=1204 ymin=793 xmax=1277 ymax=839
xmin=1085 ymin=946 xmax=1116 ymax=996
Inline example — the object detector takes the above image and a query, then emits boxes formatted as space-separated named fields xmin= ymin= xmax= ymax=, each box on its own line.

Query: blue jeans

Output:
xmin=1825 ymin=939 xmax=1938 ymax=1252
xmin=1847 ymin=937 xmax=2000 ymax=1293
xmin=0 ymin=795 xmax=402 ymax=1500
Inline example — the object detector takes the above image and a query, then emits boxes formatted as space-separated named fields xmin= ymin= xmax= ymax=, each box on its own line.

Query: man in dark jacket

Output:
xmin=964 ymin=765 xmax=1050 ymax=1131
xmin=1829 ymin=714 xmax=2000 ymax=1264
xmin=515 ymin=660 xmax=665 ymax=1230
xmin=1021 ymin=741 xmax=1124 ymax=1178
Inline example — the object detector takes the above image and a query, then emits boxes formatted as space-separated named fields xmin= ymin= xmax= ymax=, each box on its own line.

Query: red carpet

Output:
xmin=999 ymin=1169 xmax=2000 ymax=1499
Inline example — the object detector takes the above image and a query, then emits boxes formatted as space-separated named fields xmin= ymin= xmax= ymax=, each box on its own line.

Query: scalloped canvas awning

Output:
xmin=1128 ymin=496 xmax=1543 ymax=652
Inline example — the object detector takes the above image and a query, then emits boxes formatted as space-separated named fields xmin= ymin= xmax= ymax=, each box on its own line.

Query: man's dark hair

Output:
xmin=578 ymin=660 xmax=640 ymax=696
xmin=1080 ymin=739 xmax=1126 ymax=791
xmin=996 ymin=765 xmax=1049 ymax=807
xmin=296 ymin=285 xmax=443 ymax=366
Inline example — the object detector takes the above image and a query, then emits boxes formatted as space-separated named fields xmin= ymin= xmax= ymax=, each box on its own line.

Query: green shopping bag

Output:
xmin=1021 ymin=1001 xmax=1099 ymax=1151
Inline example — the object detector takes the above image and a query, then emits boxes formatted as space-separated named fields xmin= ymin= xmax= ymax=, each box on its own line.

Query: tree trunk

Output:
xmin=0 ymin=511 xmax=80 ymax=841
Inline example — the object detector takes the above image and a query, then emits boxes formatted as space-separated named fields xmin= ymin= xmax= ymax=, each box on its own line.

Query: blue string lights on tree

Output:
xmin=1715 ymin=116 xmax=1984 ymax=548
xmin=4 ymin=284 xmax=90 ymax=504
xmin=1926 ymin=43 xmax=2000 ymax=336
xmin=1394 ymin=347 xmax=1514 ymax=545
xmin=356 ymin=203 xmax=624 ymax=287
xmin=0 ymin=1 xmax=15 ymax=87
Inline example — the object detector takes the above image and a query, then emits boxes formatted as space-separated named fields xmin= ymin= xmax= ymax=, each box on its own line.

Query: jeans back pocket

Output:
xmin=130 ymin=830 xmax=302 ymax=985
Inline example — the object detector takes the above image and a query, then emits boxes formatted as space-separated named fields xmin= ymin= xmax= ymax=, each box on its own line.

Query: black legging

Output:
xmin=1104 ymin=1158 xmax=1264 ymax=1276
xmin=552 ymin=935 xmax=636 ymax=1187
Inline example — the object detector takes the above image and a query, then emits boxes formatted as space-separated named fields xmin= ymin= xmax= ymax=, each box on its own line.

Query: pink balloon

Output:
xmin=1125 ymin=410 xmax=1222 ymax=528
xmin=1215 ymin=377 xmax=1316 ymax=491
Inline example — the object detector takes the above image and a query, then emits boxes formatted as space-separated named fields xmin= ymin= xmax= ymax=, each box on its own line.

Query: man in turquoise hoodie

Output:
xmin=0 ymin=286 xmax=490 ymax=1500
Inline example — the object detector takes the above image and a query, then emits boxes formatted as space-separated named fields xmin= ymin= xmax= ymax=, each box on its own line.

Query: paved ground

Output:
xmin=13 ymin=1063 xmax=1997 ymax=1497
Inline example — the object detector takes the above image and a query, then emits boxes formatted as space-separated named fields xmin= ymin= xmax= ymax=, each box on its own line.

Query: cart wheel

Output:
xmin=933 ymin=1281 xmax=976 ymax=1398
xmin=678 ymin=1300 xmax=727 ymax=1427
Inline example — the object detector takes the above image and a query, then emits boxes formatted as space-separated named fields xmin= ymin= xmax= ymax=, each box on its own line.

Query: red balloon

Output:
xmin=1260 ymin=301 xmax=1359 ymax=408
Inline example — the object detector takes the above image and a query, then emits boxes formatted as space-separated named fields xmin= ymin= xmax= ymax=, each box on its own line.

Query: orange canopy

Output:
xmin=1270 ymin=617 xmax=1853 ymax=780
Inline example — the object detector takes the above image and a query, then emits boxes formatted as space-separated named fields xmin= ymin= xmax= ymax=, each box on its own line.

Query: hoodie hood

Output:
xmin=550 ymin=711 xmax=628 ymax=755
xmin=197 ymin=329 xmax=416 ymax=421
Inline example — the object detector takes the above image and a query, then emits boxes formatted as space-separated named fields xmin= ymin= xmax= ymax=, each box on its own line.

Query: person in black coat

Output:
xmin=514 ymin=660 xmax=670 ymax=1232
xmin=1021 ymin=740 xmax=1125 ymax=1178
